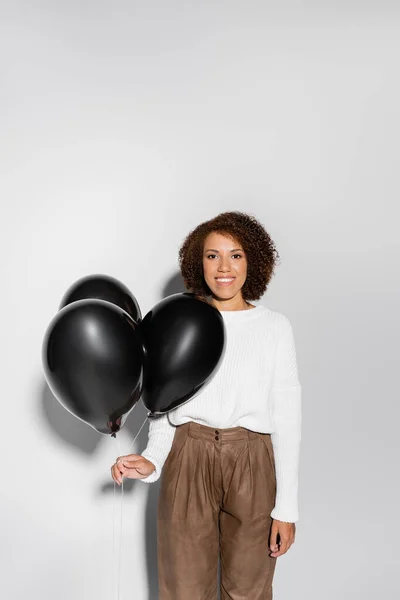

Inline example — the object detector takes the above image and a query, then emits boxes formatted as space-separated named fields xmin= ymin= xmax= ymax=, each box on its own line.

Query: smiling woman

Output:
xmin=203 ymin=233 xmax=250 ymax=306
xmin=114 ymin=211 xmax=302 ymax=600
xmin=178 ymin=210 xmax=280 ymax=312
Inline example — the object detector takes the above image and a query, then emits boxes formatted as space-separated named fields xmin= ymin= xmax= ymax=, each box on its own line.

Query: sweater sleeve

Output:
xmin=139 ymin=412 xmax=177 ymax=483
xmin=270 ymin=315 xmax=302 ymax=523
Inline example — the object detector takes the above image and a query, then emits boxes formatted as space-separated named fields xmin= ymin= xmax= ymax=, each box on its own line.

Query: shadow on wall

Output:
xmin=40 ymin=271 xmax=187 ymax=600
xmin=161 ymin=271 xmax=187 ymax=299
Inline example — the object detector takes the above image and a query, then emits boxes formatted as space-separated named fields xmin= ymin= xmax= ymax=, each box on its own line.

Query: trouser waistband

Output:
xmin=176 ymin=420 xmax=263 ymax=443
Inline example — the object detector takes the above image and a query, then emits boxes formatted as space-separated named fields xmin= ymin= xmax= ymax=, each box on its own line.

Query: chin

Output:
xmin=211 ymin=289 xmax=238 ymax=299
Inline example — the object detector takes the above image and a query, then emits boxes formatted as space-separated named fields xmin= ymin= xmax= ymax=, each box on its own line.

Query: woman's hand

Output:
xmin=269 ymin=519 xmax=296 ymax=557
xmin=111 ymin=454 xmax=156 ymax=485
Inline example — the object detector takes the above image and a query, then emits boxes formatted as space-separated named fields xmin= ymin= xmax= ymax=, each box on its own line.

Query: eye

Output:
xmin=205 ymin=253 xmax=243 ymax=259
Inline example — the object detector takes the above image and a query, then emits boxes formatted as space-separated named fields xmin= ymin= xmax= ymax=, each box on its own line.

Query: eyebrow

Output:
xmin=204 ymin=248 xmax=243 ymax=252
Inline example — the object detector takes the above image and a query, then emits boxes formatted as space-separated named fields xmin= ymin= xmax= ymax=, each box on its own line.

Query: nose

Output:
xmin=218 ymin=260 xmax=231 ymax=272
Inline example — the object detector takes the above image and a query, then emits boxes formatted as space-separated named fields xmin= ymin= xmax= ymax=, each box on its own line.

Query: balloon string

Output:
xmin=112 ymin=411 xmax=150 ymax=600
xmin=113 ymin=478 xmax=118 ymax=600
xmin=113 ymin=436 xmax=123 ymax=600
xmin=126 ymin=414 xmax=149 ymax=454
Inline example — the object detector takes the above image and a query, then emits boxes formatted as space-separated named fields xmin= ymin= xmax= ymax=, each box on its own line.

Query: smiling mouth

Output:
xmin=215 ymin=277 xmax=235 ymax=286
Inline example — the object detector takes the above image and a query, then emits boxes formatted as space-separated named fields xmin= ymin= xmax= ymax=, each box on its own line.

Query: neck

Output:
xmin=209 ymin=297 xmax=254 ymax=312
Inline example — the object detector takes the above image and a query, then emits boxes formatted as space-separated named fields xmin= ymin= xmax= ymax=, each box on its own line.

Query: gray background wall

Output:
xmin=1 ymin=1 xmax=399 ymax=599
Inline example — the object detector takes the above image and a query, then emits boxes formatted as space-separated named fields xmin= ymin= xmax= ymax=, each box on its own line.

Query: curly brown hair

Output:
xmin=178 ymin=211 xmax=281 ymax=302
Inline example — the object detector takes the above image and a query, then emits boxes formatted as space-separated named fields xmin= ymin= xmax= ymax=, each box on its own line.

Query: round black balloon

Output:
xmin=138 ymin=293 xmax=226 ymax=415
xmin=59 ymin=274 xmax=142 ymax=323
xmin=42 ymin=299 xmax=144 ymax=435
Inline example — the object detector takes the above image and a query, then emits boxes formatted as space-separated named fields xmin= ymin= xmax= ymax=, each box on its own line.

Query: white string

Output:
xmin=115 ymin=435 xmax=123 ymax=600
xmin=125 ymin=414 xmax=150 ymax=454
xmin=112 ymin=477 xmax=116 ymax=599
xmin=112 ymin=409 xmax=150 ymax=600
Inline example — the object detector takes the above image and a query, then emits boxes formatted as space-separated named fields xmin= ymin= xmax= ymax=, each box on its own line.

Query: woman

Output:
xmin=111 ymin=211 xmax=302 ymax=600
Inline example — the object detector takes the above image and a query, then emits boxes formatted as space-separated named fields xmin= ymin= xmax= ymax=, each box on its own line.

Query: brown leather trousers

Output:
xmin=157 ymin=420 xmax=277 ymax=599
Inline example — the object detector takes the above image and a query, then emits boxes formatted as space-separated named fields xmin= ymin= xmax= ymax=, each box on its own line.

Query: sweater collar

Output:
xmin=218 ymin=304 xmax=265 ymax=323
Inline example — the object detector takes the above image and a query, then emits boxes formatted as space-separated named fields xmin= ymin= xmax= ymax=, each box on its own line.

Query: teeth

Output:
xmin=216 ymin=278 xmax=234 ymax=282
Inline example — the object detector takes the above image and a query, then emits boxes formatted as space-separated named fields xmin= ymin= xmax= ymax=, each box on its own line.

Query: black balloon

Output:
xmin=138 ymin=293 xmax=226 ymax=415
xmin=59 ymin=274 xmax=142 ymax=323
xmin=42 ymin=299 xmax=144 ymax=435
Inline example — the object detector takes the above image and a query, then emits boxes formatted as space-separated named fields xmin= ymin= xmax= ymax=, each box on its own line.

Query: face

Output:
xmin=202 ymin=232 xmax=248 ymax=301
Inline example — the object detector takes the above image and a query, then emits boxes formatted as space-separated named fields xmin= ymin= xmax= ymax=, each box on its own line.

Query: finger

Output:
xmin=122 ymin=457 xmax=142 ymax=466
xmin=116 ymin=461 xmax=128 ymax=472
xmin=111 ymin=466 xmax=120 ymax=485
xmin=269 ymin=529 xmax=278 ymax=552
xmin=122 ymin=468 xmax=144 ymax=479
xmin=117 ymin=463 xmax=131 ymax=481
xmin=112 ymin=465 xmax=122 ymax=485
xmin=115 ymin=455 xmax=130 ymax=468
xmin=121 ymin=459 xmax=154 ymax=479
xmin=121 ymin=463 xmax=148 ymax=478
xmin=271 ymin=540 xmax=290 ymax=557
xmin=121 ymin=460 xmax=143 ymax=469
xmin=112 ymin=463 xmax=124 ymax=485
xmin=110 ymin=467 xmax=117 ymax=484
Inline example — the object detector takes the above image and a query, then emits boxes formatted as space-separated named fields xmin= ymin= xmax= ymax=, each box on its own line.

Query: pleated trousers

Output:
xmin=157 ymin=420 xmax=278 ymax=599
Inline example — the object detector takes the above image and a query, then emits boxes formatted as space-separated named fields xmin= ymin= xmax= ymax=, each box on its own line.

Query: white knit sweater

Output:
xmin=140 ymin=304 xmax=302 ymax=523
